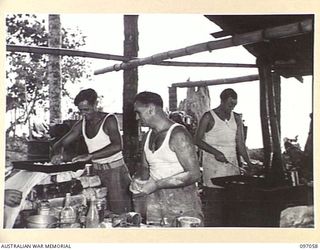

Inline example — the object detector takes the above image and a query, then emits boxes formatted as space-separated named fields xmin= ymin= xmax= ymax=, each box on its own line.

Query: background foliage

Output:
xmin=6 ymin=14 xmax=91 ymax=135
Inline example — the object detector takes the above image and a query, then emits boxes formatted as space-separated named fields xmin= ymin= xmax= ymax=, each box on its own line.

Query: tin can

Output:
xmin=290 ymin=170 xmax=299 ymax=186
xmin=85 ymin=164 xmax=93 ymax=176
xmin=38 ymin=200 xmax=51 ymax=215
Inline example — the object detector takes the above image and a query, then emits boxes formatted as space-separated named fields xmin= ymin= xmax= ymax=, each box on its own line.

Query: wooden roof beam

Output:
xmin=172 ymin=74 xmax=259 ymax=88
xmin=154 ymin=61 xmax=256 ymax=68
xmin=6 ymin=44 xmax=130 ymax=61
xmin=6 ymin=45 xmax=257 ymax=68
xmin=94 ymin=19 xmax=312 ymax=75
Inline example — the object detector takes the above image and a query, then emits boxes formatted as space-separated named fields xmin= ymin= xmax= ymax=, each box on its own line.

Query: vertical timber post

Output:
xmin=257 ymin=56 xmax=273 ymax=170
xmin=48 ymin=14 xmax=61 ymax=124
xmin=123 ymin=15 xmax=139 ymax=174
xmin=168 ymin=86 xmax=177 ymax=111
xmin=257 ymin=56 xmax=285 ymax=184
xmin=268 ymin=72 xmax=285 ymax=181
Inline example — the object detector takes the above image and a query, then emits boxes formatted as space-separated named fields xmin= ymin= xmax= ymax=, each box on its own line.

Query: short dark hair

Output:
xmin=134 ymin=91 xmax=163 ymax=108
xmin=74 ymin=88 xmax=98 ymax=106
xmin=220 ymin=88 xmax=237 ymax=101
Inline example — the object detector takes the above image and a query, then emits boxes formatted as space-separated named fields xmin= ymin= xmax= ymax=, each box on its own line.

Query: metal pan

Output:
xmin=12 ymin=160 xmax=85 ymax=173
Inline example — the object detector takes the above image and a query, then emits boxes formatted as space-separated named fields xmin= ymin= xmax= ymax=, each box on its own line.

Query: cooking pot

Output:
xmin=176 ymin=216 xmax=201 ymax=227
xmin=26 ymin=215 xmax=59 ymax=228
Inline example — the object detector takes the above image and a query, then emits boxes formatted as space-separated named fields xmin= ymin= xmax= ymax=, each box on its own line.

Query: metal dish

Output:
xmin=12 ymin=160 xmax=85 ymax=173
xmin=26 ymin=215 xmax=59 ymax=228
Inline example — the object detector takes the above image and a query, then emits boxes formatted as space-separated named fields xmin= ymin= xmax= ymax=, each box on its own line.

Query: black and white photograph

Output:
xmin=1 ymin=5 xmax=317 ymax=245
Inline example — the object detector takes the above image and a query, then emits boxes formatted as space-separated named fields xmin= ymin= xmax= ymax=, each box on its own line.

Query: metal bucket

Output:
xmin=26 ymin=215 xmax=59 ymax=228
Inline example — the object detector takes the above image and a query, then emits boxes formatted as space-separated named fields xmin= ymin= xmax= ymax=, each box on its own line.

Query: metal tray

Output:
xmin=211 ymin=175 xmax=270 ymax=189
xmin=12 ymin=160 xmax=85 ymax=173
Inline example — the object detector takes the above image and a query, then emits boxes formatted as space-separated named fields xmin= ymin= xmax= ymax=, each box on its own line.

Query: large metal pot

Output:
xmin=26 ymin=215 xmax=59 ymax=228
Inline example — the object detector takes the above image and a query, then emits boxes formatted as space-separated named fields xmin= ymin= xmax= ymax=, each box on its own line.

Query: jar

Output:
xmin=38 ymin=200 xmax=51 ymax=215
xmin=85 ymin=164 xmax=93 ymax=176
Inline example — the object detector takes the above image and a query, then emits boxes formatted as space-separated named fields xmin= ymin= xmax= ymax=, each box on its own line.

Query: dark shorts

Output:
xmin=92 ymin=162 xmax=132 ymax=214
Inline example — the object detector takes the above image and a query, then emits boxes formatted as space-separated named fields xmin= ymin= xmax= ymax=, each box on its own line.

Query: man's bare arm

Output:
xmin=155 ymin=126 xmax=200 ymax=189
xmin=51 ymin=120 xmax=82 ymax=155
xmin=235 ymin=113 xmax=252 ymax=166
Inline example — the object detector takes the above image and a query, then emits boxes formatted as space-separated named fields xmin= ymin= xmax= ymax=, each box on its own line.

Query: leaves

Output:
xmin=6 ymin=14 xmax=91 ymax=135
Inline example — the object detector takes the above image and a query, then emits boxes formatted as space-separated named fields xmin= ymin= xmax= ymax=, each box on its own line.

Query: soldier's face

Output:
xmin=223 ymin=97 xmax=237 ymax=113
xmin=77 ymin=100 xmax=95 ymax=120
xmin=134 ymin=101 xmax=152 ymax=127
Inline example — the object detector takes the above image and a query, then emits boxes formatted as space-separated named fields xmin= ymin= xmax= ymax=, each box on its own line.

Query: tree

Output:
xmin=48 ymin=14 xmax=62 ymax=124
xmin=6 ymin=14 xmax=91 ymax=135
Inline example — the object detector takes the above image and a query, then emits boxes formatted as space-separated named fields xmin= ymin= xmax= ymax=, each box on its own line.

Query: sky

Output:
xmin=7 ymin=14 xmax=313 ymax=150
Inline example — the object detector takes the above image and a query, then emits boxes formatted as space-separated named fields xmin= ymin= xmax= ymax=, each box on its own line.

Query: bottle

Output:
xmin=78 ymin=196 xmax=88 ymax=228
xmin=86 ymin=196 xmax=99 ymax=228
xmin=60 ymin=193 xmax=76 ymax=227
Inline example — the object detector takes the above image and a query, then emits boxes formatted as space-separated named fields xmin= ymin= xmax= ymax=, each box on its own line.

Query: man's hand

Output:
xmin=214 ymin=151 xmax=228 ymax=163
xmin=132 ymin=178 xmax=158 ymax=197
xmin=130 ymin=178 xmax=148 ymax=194
xmin=139 ymin=178 xmax=158 ymax=194
xmin=72 ymin=154 xmax=92 ymax=163
xmin=51 ymin=154 xmax=63 ymax=165
xmin=5 ymin=189 xmax=22 ymax=207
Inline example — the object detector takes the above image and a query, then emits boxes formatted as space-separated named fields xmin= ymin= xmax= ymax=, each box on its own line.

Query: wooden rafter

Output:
xmin=6 ymin=44 xmax=130 ymax=61
xmin=154 ymin=61 xmax=256 ymax=68
xmin=7 ymin=44 xmax=257 ymax=69
xmin=94 ymin=19 xmax=312 ymax=75
xmin=172 ymin=74 xmax=259 ymax=88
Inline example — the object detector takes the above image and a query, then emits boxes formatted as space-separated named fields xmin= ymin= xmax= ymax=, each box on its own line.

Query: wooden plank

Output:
xmin=7 ymin=45 xmax=257 ymax=69
xmin=172 ymin=74 xmax=259 ymax=88
xmin=94 ymin=19 xmax=312 ymax=75
xmin=6 ymin=44 xmax=130 ymax=61
xmin=154 ymin=61 xmax=257 ymax=68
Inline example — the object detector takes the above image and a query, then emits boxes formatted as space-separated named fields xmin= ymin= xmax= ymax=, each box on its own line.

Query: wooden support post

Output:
xmin=268 ymin=72 xmax=285 ymax=180
xmin=273 ymin=73 xmax=281 ymax=133
xmin=168 ymin=87 xmax=177 ymax=111
xmin=122 ymin=15 xmax=139 ymax=174
xmin=257 ymin=56 xmax=285 ymax=184
xmin=257 ymin=57 xmax=273 ymax=170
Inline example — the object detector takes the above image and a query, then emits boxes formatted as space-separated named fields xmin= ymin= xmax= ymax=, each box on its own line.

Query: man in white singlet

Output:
xmin=195 ymin=88 xmax=254 ymax=227
xmin=131 ymin=91 xmax=203 ymax=226
xmin=51 ymin=88 xmax=132 ymax=215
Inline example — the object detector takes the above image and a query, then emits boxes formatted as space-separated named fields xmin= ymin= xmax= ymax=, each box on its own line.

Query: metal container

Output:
xmin=290 ymin=170 xmax=299 ymax=186
xmin=85 ymin=164 xmax=93 ymax=176
xmin=38 ymin=200 xmax=51 ymax=215
xmin=26 ymin=215 xmax=59 ymax=228
xmin=176 ymin=216 xmax=201 ymax=227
